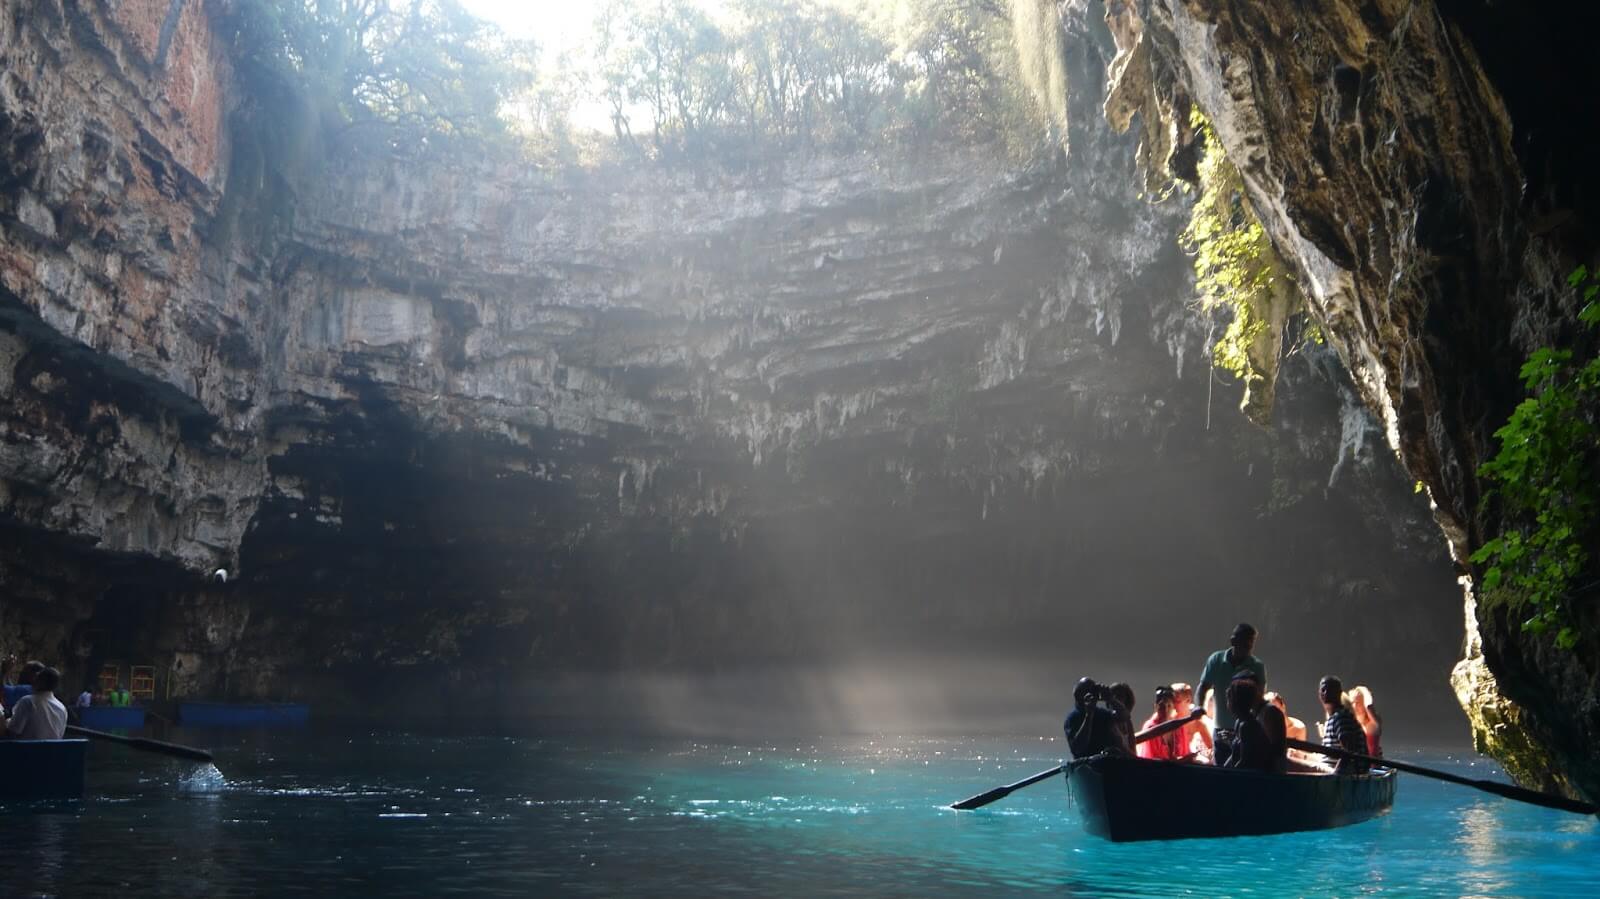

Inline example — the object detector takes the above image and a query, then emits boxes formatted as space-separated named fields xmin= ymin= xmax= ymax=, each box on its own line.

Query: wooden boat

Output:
xmin=1067 ymin=755 xmax=1396 ymax=841
xmin=77 ymin=705 xmax=146 ymax=730
xmin=0 ymin=739 xmax=87 ymax=801
xmin=178 ymin=701 xmax=310 ymax=727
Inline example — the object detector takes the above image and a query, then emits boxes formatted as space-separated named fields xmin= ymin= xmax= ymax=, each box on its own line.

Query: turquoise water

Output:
xmin=1 ymin=727 xmax=1595 ymax=896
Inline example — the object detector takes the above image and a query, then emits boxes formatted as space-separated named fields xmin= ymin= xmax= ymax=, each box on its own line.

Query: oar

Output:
xmin=66 ymin=724 xmax=215 ymax=763
xmin=1287 ymin=738 xmax=1598 ymax=816
xmin=951 ymin=709 xmax=1201 ymax=810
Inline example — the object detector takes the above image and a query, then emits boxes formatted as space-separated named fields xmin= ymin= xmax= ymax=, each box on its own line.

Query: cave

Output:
xmin=1 ymin=0 xmax=1597 ymax=891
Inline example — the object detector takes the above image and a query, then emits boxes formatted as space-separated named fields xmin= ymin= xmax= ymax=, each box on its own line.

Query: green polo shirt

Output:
xmin=1199 ymin=649 xmax=1266 ymax=731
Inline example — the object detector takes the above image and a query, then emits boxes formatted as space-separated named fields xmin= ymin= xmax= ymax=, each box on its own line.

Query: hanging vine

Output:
xmin=1179 ymin=111 xmax=1312 ymax=424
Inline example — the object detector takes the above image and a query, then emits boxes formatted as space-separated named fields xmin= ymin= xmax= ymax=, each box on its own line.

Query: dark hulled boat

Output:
xmin=0 ymin=740 xmax=87 ymax=801
xmin=1067 ymin=755 xmax=1396 ymax=842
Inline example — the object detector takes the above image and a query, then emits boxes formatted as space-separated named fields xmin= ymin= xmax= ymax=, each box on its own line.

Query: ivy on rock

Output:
xmin=1472 ymin=267 xmax=1600 ymax=650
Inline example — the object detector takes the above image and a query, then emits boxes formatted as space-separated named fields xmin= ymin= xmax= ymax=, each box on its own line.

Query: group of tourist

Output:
xmin=74 ymin=682 xmax=135 ymax=709
xmin=0 ymin=655 xmax=68 ymax=740
xmin=1064 ymin=623 xmax=1385 ymax=775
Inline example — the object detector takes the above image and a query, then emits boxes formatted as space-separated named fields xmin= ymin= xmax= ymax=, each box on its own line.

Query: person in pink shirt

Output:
xmin=1136 ymin=686 xmax=1183 ymax=760
xmin=1348 ymin=685 xmax=1384 ymax=757
xmin=1170 ymin=682 xmax=1212 ymax=758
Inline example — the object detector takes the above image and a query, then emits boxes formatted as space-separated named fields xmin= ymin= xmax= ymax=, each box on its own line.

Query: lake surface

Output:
xmin=1 ymin=726 xmax=1594 ymax=896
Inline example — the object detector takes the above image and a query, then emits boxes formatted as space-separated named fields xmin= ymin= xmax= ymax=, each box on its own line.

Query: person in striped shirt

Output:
xmin=1318 ymin=676 xmax=1369 ymax=774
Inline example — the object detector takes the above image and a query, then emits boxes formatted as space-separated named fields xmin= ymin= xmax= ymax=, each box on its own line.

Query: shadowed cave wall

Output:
xmin=0 ymin=1 xmax=1467 ymax=744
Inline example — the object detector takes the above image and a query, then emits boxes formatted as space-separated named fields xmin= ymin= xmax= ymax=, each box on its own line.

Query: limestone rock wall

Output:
xmin=0 ymin=2 xmax=1462 ymax=734
xmin=1096 ymin=0 xmax=1599 ymax=798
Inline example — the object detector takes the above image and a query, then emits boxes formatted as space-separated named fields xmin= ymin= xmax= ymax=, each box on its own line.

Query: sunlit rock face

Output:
xmin=0 ymin=2 xmax=1459 ymax=730
xmin=1098 ymin=0 xmax=1600 ymax=797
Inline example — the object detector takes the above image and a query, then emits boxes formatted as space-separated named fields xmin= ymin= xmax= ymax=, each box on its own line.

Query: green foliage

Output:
xmin=220 ymin=1 xmax=1056 ymax=169
xmin=1178 ymin=112 xmax=1305 ymax=421
xmin=589 ymin=0 xmax=1050 ymax=164
xmin=225 ymin=1 xmax=536 ymax=147
xmin=1471 ymin=265 xmax=1600 ymax=650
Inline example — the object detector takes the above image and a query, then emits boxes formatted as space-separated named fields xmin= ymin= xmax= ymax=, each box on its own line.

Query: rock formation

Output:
xmin=2 ymin=2 xmax=1462 ymax=737
xmin=1097 ymin=0 xmax=1599 ymax=798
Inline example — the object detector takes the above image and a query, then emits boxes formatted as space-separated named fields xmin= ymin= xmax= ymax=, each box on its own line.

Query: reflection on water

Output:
xmin=1457 ymin=802 xmax=1513 ymax=898
xmin=0 ymin=728 xmax=1593 ymax=896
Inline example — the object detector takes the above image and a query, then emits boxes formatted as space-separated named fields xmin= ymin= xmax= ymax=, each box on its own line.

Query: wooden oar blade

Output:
xmin=950 ymin=764 xmax=1065 ymax=810
xmin=67 ymin=724 xmax=215 ymax=763
xmin=131 ymin=737 xmax=215 ymax=763
xmin=951 ymin=786 xmax=1013 ymax=810
xmin=1287 ymin=737 xmax=1598 ymax=816
xmin=1475 ymin=778 xmax=1597 ymax=815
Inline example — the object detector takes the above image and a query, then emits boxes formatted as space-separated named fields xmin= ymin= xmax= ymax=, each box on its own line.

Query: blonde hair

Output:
xmin=1348 ymin=685 xmax=1373 ymax=709
xmin=1170 ymin=682 xmax=1193 ymax=700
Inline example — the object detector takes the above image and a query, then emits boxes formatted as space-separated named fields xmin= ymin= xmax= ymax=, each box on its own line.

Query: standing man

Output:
xmin=1195 ymin=623 xmax=1266 ymax=738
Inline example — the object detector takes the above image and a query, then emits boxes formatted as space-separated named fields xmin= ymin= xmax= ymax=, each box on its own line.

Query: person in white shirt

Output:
xmin=7 ymin=665 xmax=67 ymax=740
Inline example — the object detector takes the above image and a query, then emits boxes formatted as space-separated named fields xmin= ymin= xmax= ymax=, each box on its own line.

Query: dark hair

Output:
xmin=1153 ymin=686 xmax=1175 ymax=712
xmin=1320 ymin=675 xmax=1344 ymax=693
xmin=1109 ymin=682 xmax=1135 ymax=712
xmin=18 ymin=660 xmax=45 ymax=686
xmin=33 ymin=666 xmax=60 ymax=693
xmin=1226 ymin=676 xmax=1260 ymax=720
xmin=1230 ymin=623 xmax=1257 ymax=644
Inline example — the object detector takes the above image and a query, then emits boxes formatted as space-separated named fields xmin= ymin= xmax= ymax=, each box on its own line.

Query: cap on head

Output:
xmin=1230 ymin=623 xmax=1257 ymax=645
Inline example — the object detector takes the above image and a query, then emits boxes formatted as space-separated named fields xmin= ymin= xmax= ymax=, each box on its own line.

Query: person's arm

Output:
xmin=1194 ymin=655 xmax=1215 ymax=722
xmin=1256 ymin=661 xmax=1267 ymax=691
xmin=6 ymin=698 xmax=29 ymax=737
xmin=1066 ymin=707 xmax=1091 ymax=758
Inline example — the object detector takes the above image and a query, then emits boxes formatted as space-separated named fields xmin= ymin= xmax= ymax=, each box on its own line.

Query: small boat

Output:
xmin=1067 ymin=755 xmax=1396 ymax=841
xmin=77 ymin=705 xmax=146 ymax=730
xmin=178 ymin=701 xmax=310 ymax=727
xmin=0 ymin=739 xmax=87 ymax=801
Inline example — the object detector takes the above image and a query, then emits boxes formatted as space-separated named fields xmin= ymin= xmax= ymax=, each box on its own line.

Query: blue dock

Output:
xmin=178 ymin=702 xmax=310 ymax=727
xmin=77 ymin=706 xmax=146 ymax=730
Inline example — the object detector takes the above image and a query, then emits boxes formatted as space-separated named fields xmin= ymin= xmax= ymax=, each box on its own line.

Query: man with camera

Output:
xmin=1063 ymin=677 xmax=1136 ymax=759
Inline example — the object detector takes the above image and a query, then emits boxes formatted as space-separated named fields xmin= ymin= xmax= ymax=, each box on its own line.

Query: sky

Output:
xmin=458 ymin=0 xmax=730 ymax=54
xmin=456 ymin=0 xmax=733 ymax=131
xmin=457 ymin=0 xmax=602 ymax=53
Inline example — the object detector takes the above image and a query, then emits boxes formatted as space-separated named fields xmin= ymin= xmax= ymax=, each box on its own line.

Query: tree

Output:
xmin=227 ymin=0 xmax=536 ymax=146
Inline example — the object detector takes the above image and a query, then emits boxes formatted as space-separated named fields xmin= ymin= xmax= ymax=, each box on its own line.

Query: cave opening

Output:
xmin=3 ymin=4 xmax=1599 ymax=889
